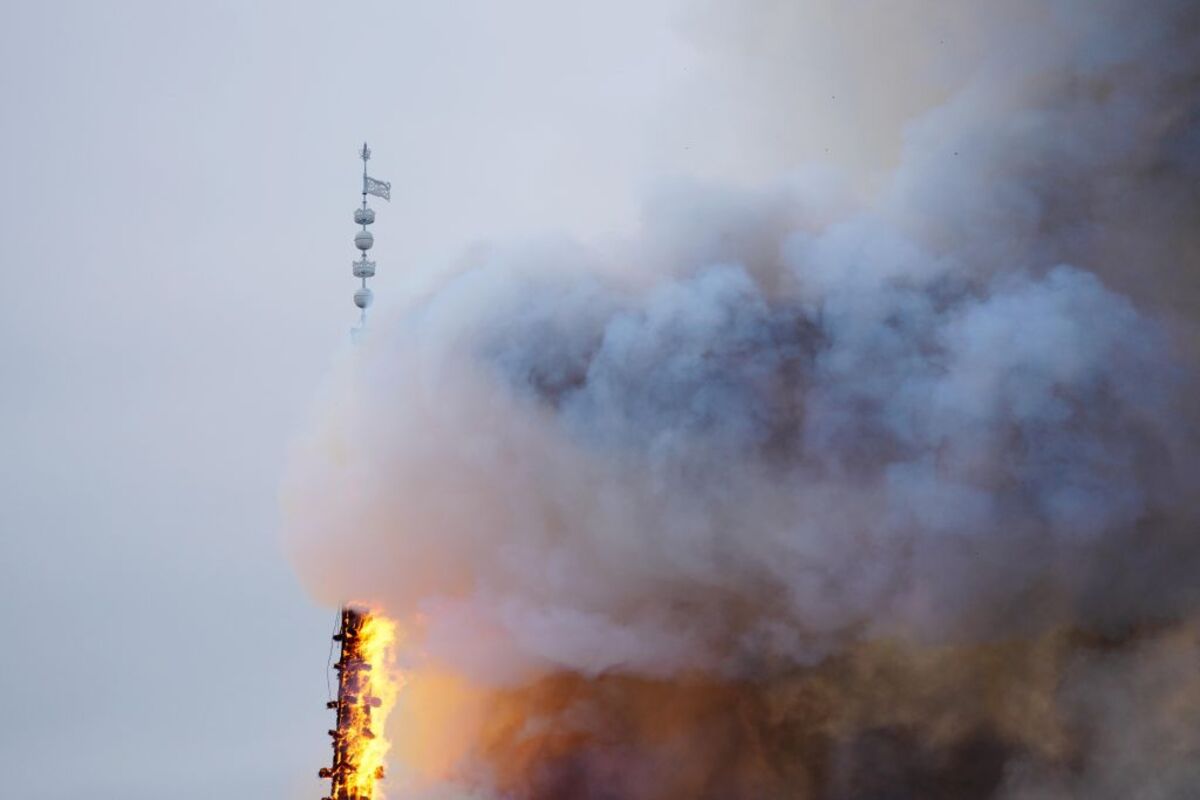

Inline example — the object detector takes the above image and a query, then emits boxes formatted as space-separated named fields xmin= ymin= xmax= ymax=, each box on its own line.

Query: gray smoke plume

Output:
xmin=283 ymin=0 xmax=1200 ymax=796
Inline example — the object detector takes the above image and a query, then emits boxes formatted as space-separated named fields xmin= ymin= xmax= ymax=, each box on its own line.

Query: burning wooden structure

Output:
xmin=319 ymin=606 xmax=390 ymax=800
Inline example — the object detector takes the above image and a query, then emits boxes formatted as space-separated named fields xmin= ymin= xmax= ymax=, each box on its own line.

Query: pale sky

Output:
xmin=0 ymin=1 xmax=695 ymax=796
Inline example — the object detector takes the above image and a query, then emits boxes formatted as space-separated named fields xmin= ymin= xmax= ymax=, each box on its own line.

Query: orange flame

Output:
xmin=349 ymin=614 xmax=400 ymax=796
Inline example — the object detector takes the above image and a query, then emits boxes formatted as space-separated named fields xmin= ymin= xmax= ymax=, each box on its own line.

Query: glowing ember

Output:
xmin=319 ymin=607 xmax=400 ymax=800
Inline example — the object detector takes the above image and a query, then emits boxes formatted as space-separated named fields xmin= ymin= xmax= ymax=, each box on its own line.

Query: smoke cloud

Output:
xmin=283 ymin=0 xmax=1200 ymax=796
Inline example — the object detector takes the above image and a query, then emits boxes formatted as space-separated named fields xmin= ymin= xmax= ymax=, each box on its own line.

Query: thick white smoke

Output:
xmin=283 ymin=0 xmax=1200 ymax=796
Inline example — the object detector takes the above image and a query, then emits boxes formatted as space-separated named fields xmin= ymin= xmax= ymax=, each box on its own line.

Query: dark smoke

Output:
xmin=477 ymin=626 xmax=1200 ymax=799
xmin=284 ymin=0 xmax=1200 ymax=796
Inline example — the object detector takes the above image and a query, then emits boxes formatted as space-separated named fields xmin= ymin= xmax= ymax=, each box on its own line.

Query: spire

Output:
xmin=351 ymin=142 xmax=390 ymax=341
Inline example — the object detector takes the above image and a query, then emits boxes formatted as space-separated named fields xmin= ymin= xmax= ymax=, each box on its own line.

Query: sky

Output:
xmin=0 ymin=1 xmax=698 ymax=797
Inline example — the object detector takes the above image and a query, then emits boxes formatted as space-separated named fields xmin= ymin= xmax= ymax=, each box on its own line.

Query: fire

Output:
xmin=320 ymin=607 xmax=401 ymax=800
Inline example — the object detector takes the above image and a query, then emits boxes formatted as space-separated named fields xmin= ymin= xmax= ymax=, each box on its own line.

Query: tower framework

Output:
xmin=319 ymin=607 xmax=385 ymax=800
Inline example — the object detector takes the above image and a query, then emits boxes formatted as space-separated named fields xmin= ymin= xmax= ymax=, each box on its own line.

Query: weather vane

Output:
xmin=351 ymin=142 xmax=391 ymax=341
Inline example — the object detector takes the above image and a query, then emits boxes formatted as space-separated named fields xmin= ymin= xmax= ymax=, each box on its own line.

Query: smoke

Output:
xmin=283 ymin=0 xmax=1200 ymax=796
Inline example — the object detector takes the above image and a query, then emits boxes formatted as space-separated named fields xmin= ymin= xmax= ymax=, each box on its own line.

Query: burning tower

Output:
xmin=320 ymin=607 xmax=393 ymax=800
xmin=318 ymin=145 xmax=397 ymax=800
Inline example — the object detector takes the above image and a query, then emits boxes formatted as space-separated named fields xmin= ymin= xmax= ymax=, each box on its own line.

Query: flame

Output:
xmin=348 ymin=613 xmax=400 ymax=796
xmin=324 ymin=607 xmax=402 ymax=800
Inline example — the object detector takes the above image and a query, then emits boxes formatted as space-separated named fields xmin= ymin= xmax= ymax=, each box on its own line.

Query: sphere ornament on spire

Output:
xmin=350 ymin=141 xmax=390 ymax=338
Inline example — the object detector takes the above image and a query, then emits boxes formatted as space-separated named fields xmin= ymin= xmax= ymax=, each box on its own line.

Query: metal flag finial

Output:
xmin=351 ymin=143 xmax=389 ymax=340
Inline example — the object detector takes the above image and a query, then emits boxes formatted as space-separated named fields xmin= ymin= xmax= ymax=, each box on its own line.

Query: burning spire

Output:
xmin=319 ymin=606 xmax=399 ymax=800
xmin=320 ymin=145 xmax=400 ymax=799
